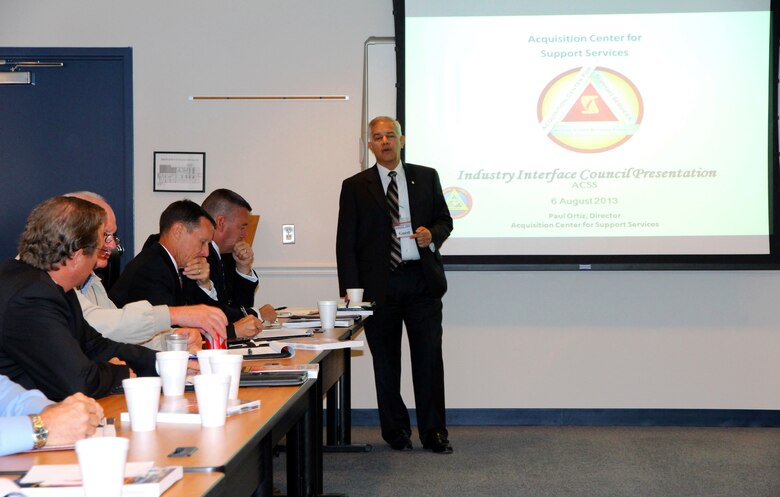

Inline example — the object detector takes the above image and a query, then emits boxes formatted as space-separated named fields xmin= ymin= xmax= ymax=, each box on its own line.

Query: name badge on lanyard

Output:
xmin=393 ymin=218 xmax=413 ymax=238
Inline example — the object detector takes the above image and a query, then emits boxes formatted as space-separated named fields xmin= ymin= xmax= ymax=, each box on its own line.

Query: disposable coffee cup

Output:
xmin=346 ymin=288 xmax=364 ymax=304
xmin=197 ymin=348 xmax=228 ymax=375
xmin=209 ymin=354 xmax=243 ymax=400
xmin=318 ymin=300 xmax=338 ymax=329
xmin=122 ymin=377 xmax=161 ymax=432
xmin=76 ymin=437 xmax=129 ymax=497
xmin=193 ymin=373 xmax=231 ymax=427
xmin=165 ymin=332 xmax=189 ymax=351
xmin=155 ymin=350 xmax=189 ymax=396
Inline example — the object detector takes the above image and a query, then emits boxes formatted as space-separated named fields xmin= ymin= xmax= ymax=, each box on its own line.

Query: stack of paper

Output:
xmin=18 ymin=462 xmax=183 ymax=496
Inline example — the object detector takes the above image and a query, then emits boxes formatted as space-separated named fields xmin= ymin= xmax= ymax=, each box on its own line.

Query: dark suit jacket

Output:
xmin=206 ymin=242 xmax=258 ymax=323
xmin=336 ymin=163 xmax=453 ymax=303
xmin=133 ymin=237 xmax=255 ymax=338
xmin=0 ymin=259 xmax=157 ymax=401
xmin=109 ymin=241 xmax=215 ymax=309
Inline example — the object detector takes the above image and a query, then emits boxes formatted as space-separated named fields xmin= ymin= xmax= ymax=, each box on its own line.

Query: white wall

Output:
xmin=2 ymin=0 xmax=779 ymax=411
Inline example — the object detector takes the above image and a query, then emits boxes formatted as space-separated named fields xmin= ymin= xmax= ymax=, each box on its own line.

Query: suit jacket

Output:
xmin=109 ymin=242 xmax=214 ymax=309
xmin=336 ymin=163 xmax=453 ymax=303
xmin=206 ymin=242 xmax=258 ymax=323
xmin=0 ymin=259 xmax=157 ymax=401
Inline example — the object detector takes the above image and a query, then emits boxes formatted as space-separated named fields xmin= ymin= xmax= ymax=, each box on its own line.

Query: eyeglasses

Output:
xmin=104 ymin=232 xmax=121 ymax=245
xmin=103 ymin=233 xmax=124 ymax=255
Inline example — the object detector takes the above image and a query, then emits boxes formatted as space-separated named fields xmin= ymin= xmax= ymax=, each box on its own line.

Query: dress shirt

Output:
xmin=377 ymin=162 xmax=422 ymax=261
xmin=161 ymin=244 xmax=218 ymax=301
xmin=0 ymin=374 xmax=53 ymax=456
xmin=78 ymin=273 xmax=170 ymax=350
xmin=210 ymin=241 xmax=258 ymax=284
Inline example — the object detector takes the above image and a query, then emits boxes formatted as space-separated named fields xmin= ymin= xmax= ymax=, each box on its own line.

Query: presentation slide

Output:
xmin=404 ymin=1 xmax=772 ymax=256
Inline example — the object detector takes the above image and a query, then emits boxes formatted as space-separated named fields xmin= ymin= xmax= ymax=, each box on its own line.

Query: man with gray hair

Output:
xmin=0 ymin=196 xmax=157 ymax=401
xmin=337 ymin=116 xmax=453 ymax=453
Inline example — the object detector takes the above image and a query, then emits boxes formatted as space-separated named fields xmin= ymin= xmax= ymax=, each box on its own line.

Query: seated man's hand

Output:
xmin=234 ymin=315 xmax=263 ymax=338
xmin=39 ymin=392 xmax=104 ymax=446
xmin=169 ymin=304 xmax=228 ymax=339
xmin=232 ymin=240 xmax=255 ymax=275
xmin=187 ymin=359 xmax=200 ymax=376
xmin=176 ymin=327 xmax=204 ymax=353
xmin=258 ymin=304 xmax=277 ymax=323
xmin=182 ymin=256 xmax=211 ymax=287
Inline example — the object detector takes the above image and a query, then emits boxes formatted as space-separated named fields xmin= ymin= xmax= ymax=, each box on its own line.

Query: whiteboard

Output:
xmin=363 ymin=37 xmax=396 ymax=169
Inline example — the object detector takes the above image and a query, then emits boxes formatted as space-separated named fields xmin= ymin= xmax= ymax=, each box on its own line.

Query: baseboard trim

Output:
xmin=349 ymin=408 xmax=780 ymax=427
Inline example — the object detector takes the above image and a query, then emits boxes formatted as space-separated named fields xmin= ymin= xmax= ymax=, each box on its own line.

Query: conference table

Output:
xmin=0 ymin=319 xmax=368 ymax=497
xmin=0 ymin=379 xmax=316 ymax=497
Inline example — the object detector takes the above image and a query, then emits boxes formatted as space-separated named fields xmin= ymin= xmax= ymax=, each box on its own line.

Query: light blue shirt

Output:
xmin=0 ymin=374 xmax=53 ymax=456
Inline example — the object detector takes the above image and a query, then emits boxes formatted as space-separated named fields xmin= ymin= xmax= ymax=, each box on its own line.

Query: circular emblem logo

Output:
xmin=443 ymin=187 xmax=472 ymax=219
xmin=538 ymin=66 xmax=643 ymax=153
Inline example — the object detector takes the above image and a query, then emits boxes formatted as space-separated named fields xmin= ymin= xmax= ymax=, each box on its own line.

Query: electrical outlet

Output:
xmin=282 ymin=224 xmax=295 ymax=244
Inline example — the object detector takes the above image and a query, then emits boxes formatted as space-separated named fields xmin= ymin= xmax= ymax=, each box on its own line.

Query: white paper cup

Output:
xmin=76 ymin=436 xmax=129 ymax=497
xmin=318 ymin=300 xmax=338 ymax=329
xmin=122 ymin=377 xmax=161 ymax=432
xmin=155 ymin=350 xmax=189 ymax=396
xmin=165 ymin=332 xmax=189 ymax=351
xmin=346 ymin=288 xmax=364 ymax=303
xmin=209 ymin=354 xmax=243 ymax=400
xmin=193 ymin=373 xmax=231 ymax=427
xmin=197 ymin=348 xmax=228 ymax=375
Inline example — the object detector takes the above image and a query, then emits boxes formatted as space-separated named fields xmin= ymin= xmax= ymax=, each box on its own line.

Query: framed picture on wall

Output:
xmin=153 ymin=152 xmax=205 ymax=192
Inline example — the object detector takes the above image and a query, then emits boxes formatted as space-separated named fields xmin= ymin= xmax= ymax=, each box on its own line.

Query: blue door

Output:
xmin=0 ymin=48 xmax=133 ymax=271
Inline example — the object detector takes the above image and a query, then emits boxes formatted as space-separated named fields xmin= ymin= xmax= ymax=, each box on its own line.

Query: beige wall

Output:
xmin=2 ymin=0 xmax=779 ymax=410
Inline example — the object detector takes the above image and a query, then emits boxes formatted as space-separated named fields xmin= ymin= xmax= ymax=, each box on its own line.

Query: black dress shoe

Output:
xmin=388 ymin=432 xmax=413 ymax=451
xmin=423 ymin=432 xmax=453 ymax=454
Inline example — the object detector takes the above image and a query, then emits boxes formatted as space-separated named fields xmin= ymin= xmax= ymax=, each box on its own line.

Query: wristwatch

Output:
xmin=29 ymin=414 xmax=48 ymax=449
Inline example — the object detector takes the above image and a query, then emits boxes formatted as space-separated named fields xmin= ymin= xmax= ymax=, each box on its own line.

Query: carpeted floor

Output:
xmin=273 ymin=425 xmax=780 ymax=497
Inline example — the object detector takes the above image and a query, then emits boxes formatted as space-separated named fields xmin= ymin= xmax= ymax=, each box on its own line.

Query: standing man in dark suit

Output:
xmin=336 ymin=116 xmax=454 ymax=454
xmin=110 ymin=200 xmax=229 ymax=343
xmin=201 ymin=189 xmax=277 ymax=330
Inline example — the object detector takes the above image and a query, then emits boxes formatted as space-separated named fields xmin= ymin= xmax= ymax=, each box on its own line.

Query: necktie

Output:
xmin=387 ymin=171 xmax=402 ymax=270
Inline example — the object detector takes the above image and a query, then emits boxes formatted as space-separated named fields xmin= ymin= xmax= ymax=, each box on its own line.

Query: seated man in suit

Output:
xmin=110 ymin=199 xmax=234 ymax=342
xmin=0 ymin=374 xmax=103 ymax=456
xmin=201 ymin=189 xmax=277 ymax=328
xmin=0 ymin=196 xmax=158 ymax=401
xmin=67 ymin=192 xmax=227 ymax=351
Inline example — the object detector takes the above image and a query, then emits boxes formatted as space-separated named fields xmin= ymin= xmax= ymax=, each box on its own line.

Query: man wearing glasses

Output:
xmin=0 ymin=196 xmax=157 ymax=400
xmin=67 ymin=192 xmax=227 ymax=351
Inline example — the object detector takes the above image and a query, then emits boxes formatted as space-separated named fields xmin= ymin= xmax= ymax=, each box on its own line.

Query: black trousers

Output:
xmin=364 ymin=263 xmax=447 ymax=444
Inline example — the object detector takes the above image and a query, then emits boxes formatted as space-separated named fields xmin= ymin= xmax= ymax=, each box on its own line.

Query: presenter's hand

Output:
xmin=40 ymin=393 xmax=104 ymax=446
xmin=183 ymin=256 xmax=211 ymax=287
xmin=411 ymin=226 xmax=432 ymax=248
xmin=232 ymin=240 xmax=255 ymax=274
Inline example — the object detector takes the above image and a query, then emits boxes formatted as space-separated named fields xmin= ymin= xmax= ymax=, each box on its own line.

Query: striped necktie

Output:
xmin=387 ymin=171 xmax=402 ymax=270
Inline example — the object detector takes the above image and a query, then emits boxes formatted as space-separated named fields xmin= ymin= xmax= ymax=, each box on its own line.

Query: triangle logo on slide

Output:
xmin=537 ymin=66 xmax=643 ymax=153
xmin=443 ymin=187 xmax=472 ymax=219
xmin=562 ymin=83 xmax=619 ymax=122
